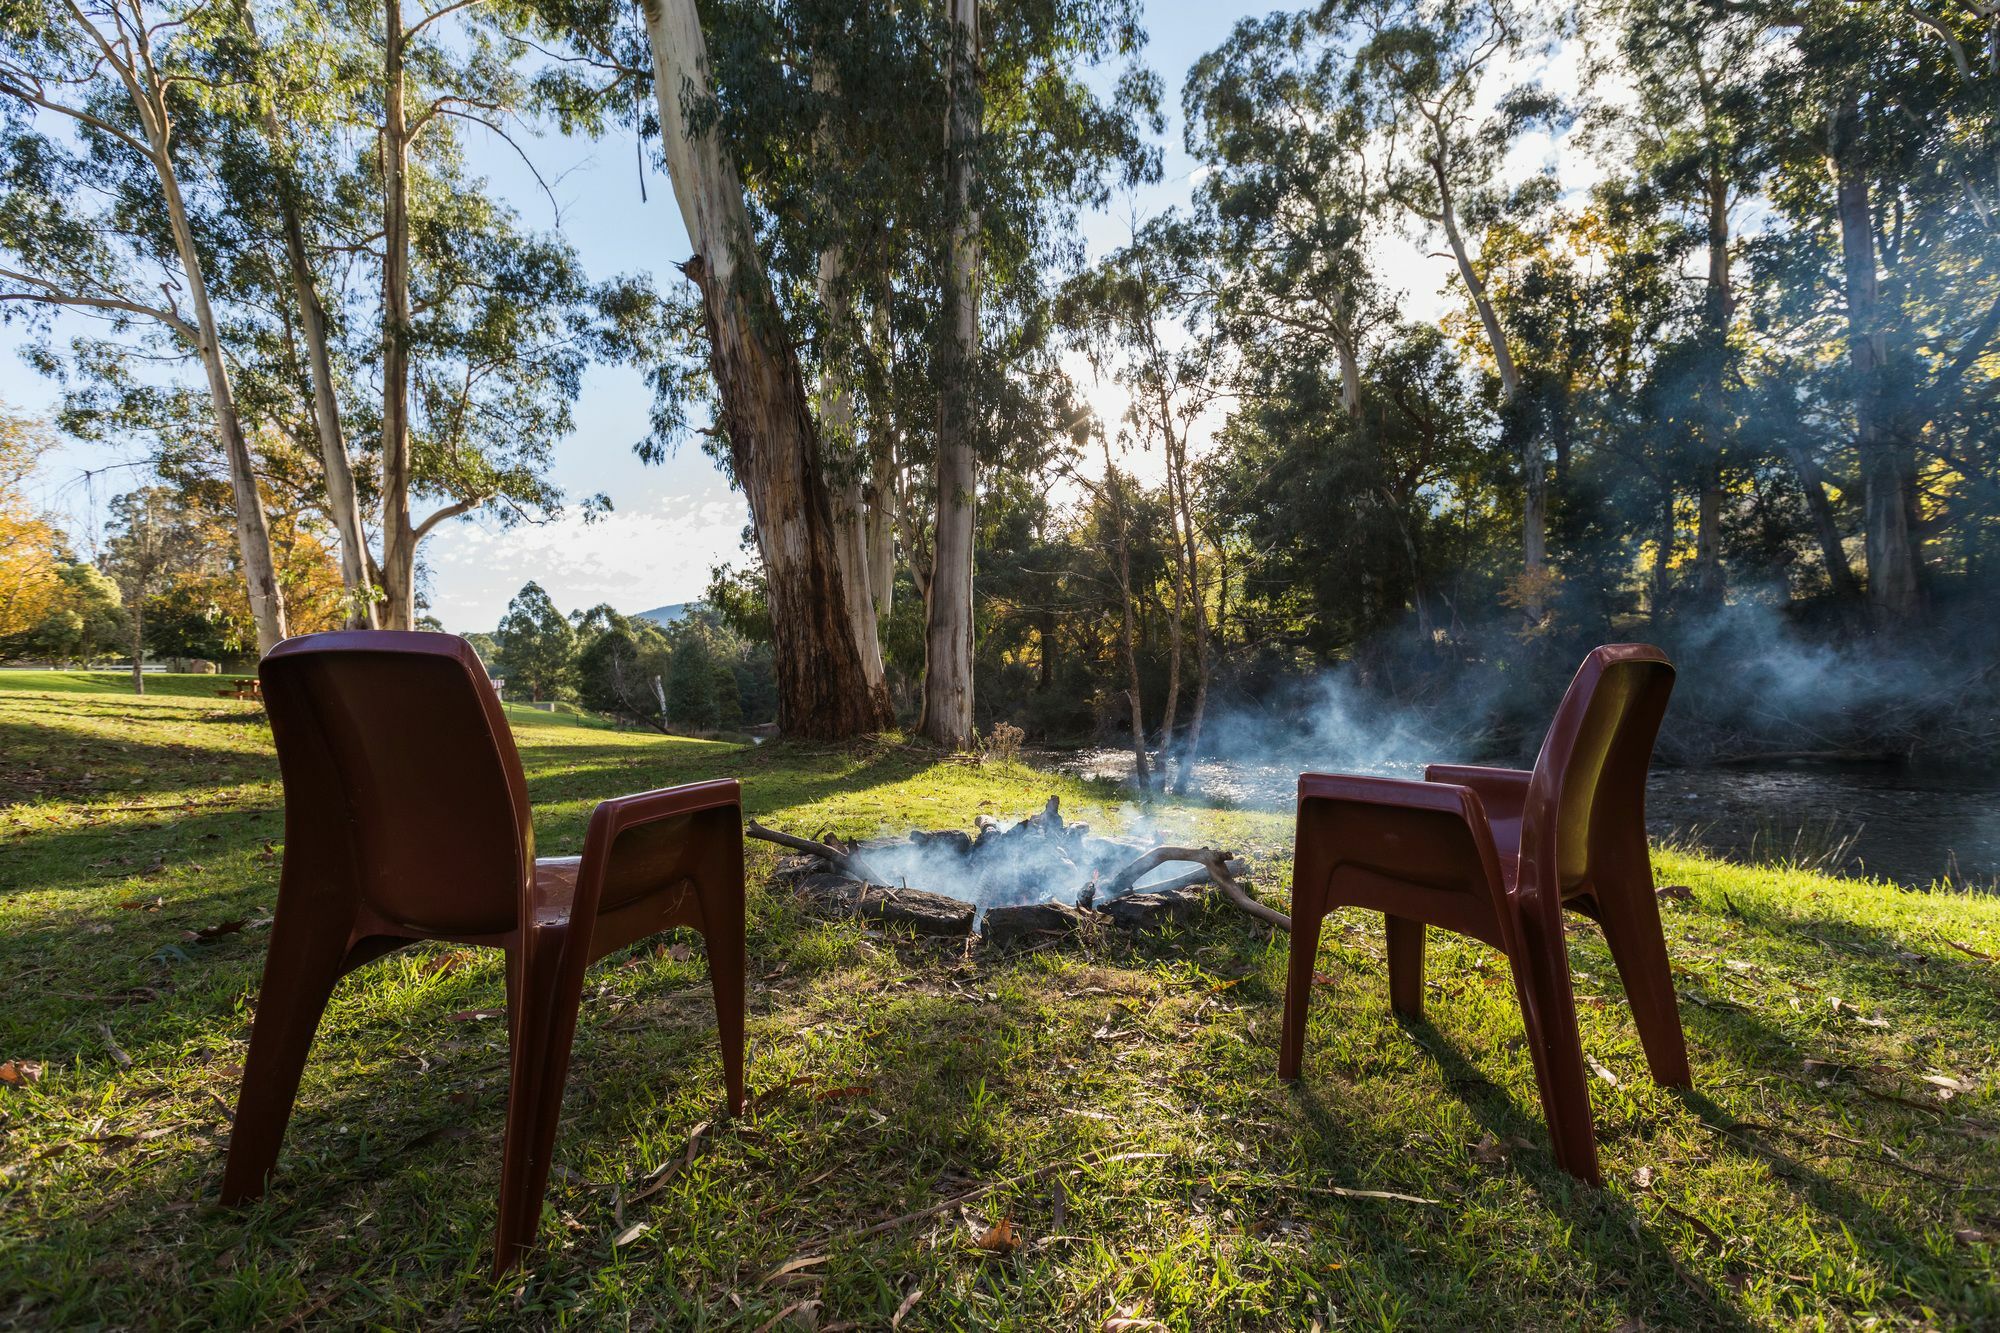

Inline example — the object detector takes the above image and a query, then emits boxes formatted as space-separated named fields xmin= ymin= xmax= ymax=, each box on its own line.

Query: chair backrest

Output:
xmin=260 ymin=631 xmax=533 ymax=937
xmin=1523 ymin=644 xmax=1676 ymax=893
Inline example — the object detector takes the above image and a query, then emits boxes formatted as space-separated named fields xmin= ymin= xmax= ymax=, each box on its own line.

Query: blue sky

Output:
xmin=5 ymin=1 xmax=1560 ymax=630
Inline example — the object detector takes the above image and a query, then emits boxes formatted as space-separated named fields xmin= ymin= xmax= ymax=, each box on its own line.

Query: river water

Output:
xmin=1045 ymin=749 xmax=2000 ymax=892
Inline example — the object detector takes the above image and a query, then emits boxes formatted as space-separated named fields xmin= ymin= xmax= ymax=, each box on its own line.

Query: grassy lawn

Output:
xmin=1 ymin=673 xmax=1997 ymax=1329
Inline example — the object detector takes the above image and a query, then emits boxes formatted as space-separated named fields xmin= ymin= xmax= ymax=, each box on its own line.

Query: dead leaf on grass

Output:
xmin=184 ymin=919 xmax=247 ymax=944
xmin=445 ymin=1008 xmax=504 ymax=1022
xmin=1955 ymin=1228 xmax=1994 ymax=1246
xmin=0 ymin=1059 xmax=42 ymax=1087
xmin=1656 ymin=884 xmax=1693 ymax=902
xmin=762 ymin=1253 xmax=827 ymax=1284
xmin=1101 ymin=1306 xmax=1169 ymax=1332
xmin=422 ymin=950 xmax=476 ymax=978
xmin=973 ymin=1215 xmax=1020 ymax=1254
xmin=1587 ymin=1055 xmax=1622 ymax=1086
xmin=611 ymin=1221 xmax=651 ymax=1247
xmin=118 ymin=897 xmax=164 ymax=912
xmin=407 ymin=1124 xmax=472 ymax=1150
xmin=1631 ymin=1165 xmax=1655 ymax=1191
xmin=890 ymin=1286 xmax=923 ymax=1329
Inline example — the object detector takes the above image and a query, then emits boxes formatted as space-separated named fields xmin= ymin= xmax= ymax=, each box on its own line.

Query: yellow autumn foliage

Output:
xmin=0 ymin=408 xmax=66 ymax=639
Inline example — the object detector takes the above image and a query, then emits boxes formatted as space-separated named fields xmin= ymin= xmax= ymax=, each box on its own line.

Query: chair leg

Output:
xmin=221 ymin=909 xmax=355 ymax=1205
xmin=1502 ymin=900 xmax=1601 ymax=1185
xmin=1589 ymin=885 xmax=1692 ymax=1089
xmin=1386 ymin=915 xmax=1425 ymax=1018
xmin=1279 ymin=876 xmax=1330 ymax=1082
xmin=491 ymin=943 xmax=586 ymax=1277
xmin=691 ymin=860 xmax=747 ymax=1117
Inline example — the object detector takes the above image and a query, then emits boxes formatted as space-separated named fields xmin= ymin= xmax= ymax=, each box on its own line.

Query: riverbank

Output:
xmin=1047 ymin=746 xmax=2000 ymax=893
xmin=2 ymin=674 xmax=1997 ymax=1328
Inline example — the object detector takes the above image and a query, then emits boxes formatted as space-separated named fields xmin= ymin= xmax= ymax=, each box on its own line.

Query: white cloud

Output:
xmin=422 ymin=487 xmax=750 ymax=630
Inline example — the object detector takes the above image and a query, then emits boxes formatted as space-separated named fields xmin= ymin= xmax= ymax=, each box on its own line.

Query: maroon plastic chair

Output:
xmin=220 ymin=631 xmax=746 ymax=1274
xmin=1279 ymin=644 xmax=1691 ymax=1184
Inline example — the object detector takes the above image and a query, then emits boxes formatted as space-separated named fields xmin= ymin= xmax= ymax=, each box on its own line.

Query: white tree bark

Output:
xmin=640 ymin=0 xmax=893 ymax=737
xmin=119 ymin=36 xmax=286 ymax=653
xmin=922 ymin=0 xmax=981 ymax=750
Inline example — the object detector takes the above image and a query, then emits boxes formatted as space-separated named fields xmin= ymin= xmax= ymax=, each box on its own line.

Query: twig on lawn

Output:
xmin=819 ymin=1149 xmax=1169 ymax=1245
xmin=1308 ymin=1185 xmax=1443 ymax=1205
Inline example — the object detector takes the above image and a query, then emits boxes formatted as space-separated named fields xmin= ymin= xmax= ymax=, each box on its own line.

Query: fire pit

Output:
xmin=751 ymin=797 xmax=1284 ymax=947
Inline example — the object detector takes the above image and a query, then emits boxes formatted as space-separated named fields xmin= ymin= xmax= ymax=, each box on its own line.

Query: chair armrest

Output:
xmin=1295 ymin=772 xmax=1507 ymax=900
xmin=1300 ymin=770 xmax=1488 ymax=817
xmin=590 ymin=778 xmax=742 ymax=841
xmin=1423 ymin=764 xmax=1530 ymax=826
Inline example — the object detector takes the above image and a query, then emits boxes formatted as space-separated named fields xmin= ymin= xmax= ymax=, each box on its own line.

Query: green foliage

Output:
xmin=664 ymin=626 xmax=718 ymax=731
xmin=25 ymin=563 xmax=125 ymax=666
xmin=494 ymin=581 xmax=576 ymax=702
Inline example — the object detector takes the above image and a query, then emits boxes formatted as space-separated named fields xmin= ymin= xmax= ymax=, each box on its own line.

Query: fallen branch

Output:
xmin=1100 ymin=845 xmax=1291 ymax=931
xmin=747 ymin=821 xmax=884 ymax=884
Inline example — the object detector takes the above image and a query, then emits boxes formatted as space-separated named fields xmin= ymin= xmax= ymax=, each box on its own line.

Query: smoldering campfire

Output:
xmin=750 ymin=797 xmax=1288 ymax=947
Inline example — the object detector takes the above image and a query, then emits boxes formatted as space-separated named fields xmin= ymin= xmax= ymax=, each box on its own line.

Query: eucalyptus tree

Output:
xmin=207 ymin=0 xmax=611 ymax=630
xmin=524 ymin=0 xmax=1154 ymax=741
xmin=0 ymin=0 xmax=287 ymax=651
xmin=1060 ymin=218 xmax=1226 ymax=792
xmin=1184 ymin=8 xmax=1387 ymax=419
xmin=1336 ymin=0 xmax=1564 ymax=619
xmin=1746 ymin=0 xmax=2000 ymax=619
xmin=1589 ymin=0 xmax=1764 ymax=604
xmin=101 ymin=483 xmax=198 ymax=691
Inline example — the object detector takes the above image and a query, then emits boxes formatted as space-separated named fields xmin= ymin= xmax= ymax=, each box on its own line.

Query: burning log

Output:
xmin=1097 ymin=846 xmax=1289 ymax=932
xmin=747 ymin=821 xmax=886 ymax=884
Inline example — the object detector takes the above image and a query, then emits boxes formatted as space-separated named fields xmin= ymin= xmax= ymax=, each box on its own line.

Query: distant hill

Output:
xmin=634 ymin=601 xmax=696 ymax=627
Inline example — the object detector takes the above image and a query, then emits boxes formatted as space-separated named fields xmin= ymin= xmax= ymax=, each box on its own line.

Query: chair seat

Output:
xmin=531 ymin=857 xmax=582 ymax=926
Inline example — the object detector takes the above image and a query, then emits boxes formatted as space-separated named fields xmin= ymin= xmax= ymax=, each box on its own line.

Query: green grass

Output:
xmin=1 ymin=673 xmax=1996 ymax=1329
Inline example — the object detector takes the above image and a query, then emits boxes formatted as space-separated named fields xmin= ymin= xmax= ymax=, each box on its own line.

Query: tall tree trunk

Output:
xmin=1157 ymin=578 xmax=1182 ymax=788
xmin=269 ymin=117 xmax=375 ymax=628
xmin=112 ymin=48 xmax=286 ymax=654
xmin=811 ymin=63 xmax=890 ymax=686
xmin=641 ymin=0 xmax=892 ymax=738
xmin=1104 ymin=453 xmax=1150 ymax=793
xmin=1433 ymin=150 xmax=1543 ymax=618
xmin=1653 ymin=478 xmax=1675 ymax=621
xmin=922 ymin=0 xmax=981 ymax=749
xmin=816 ymin=241 xmax=889 ymax=692
xmin=249 ymin=16 xmax=374 ymax=629
xmin=1787 ymin=446 xmax=1862 ymax=599
xmin=1692 ymin=166 xmax=1730 ymax=604
xmin=863 ymin=294 xmax=898 ymax=620
xmin=1830 ymin=95 xmax=1923 ymax=619
xmin=129 ymin=594 xmax=145 ymax=695
xmin=158 ymin=179 xmax=284 ymax=654
xmin=378 ymin=0 xmax=418 ymax=630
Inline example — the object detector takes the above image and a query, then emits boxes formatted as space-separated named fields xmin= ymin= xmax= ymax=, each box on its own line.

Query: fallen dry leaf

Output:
xmin=184 ymin=919 xmax=247 ymax=944
xmin=762 ymin=1253 xmax=828 ymax=1285
xmin=1631 ymin=1165 xmax=1655 ymax=1191
xmin=1102 ymin=1306 xmax=1169 ymax=1332
xmin=973 ymin=1215 xmax=1020 ymax=1254
xmin=890 ymin=1286 xmax=923 ymax=1330
xmin=422 ymin=950 xmax=476 ymax=978
xmin=611 ymin=1221 xmax=651 ymax=1247
xmin=1955 ymin=1229 xmax=1993 ymax=1246
xmin=751 ymin=1300 xmax=818 ymax=1333
xmin=1945 ymin=939 xmax=1996 ymax=963
xmin=1656 ymin=884 xmax=1693 ymax=902
xmin=0 ymin=1059 xmax=42 ymax=1087
xmin=445 ymin=1008 xmax=504 ymax=1022
xmin=1587 ymin=1055 xmax=1622 ymax=1086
